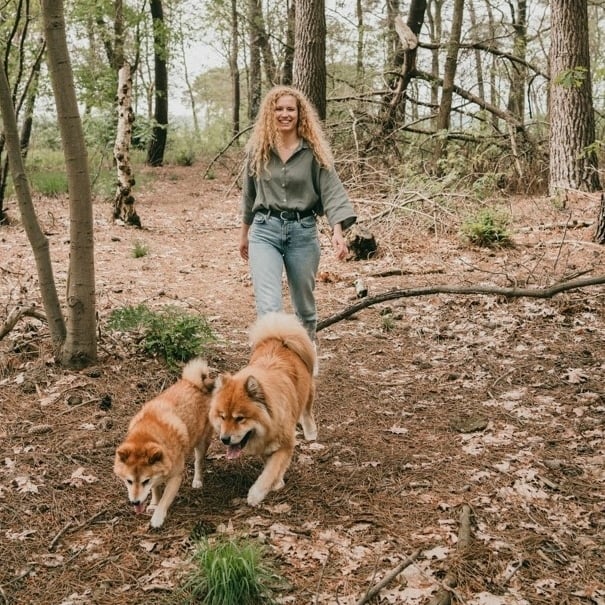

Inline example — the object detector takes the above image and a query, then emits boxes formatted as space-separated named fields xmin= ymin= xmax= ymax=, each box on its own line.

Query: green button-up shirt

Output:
xmin=241 ymin=140 xmax=357 ymax=230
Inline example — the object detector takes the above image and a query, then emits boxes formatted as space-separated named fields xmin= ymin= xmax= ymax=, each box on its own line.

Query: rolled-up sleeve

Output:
xmin=319 ymin=167 xmax=357 ymax=231
xmin=241 ymin=163 xmax=256 ymax=225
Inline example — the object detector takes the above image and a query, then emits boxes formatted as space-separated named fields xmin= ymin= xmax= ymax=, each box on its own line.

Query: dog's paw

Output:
xmin=150 ymin=508 xmax=166 ymax=528
xmin=247 ymin=485 xmax=267 ymax=507
xmin=192 ymin=478 xmax=203 ymax=489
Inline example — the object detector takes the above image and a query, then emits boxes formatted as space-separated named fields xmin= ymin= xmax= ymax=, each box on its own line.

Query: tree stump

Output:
xmin=347 ymin=227 xmax=378 ymax=260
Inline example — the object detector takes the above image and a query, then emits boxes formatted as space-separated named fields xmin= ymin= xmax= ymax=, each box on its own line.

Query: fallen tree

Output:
xmin=317 ymin=274 xmax=605 ymax=331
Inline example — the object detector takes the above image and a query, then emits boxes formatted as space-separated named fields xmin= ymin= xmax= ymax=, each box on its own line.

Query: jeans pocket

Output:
xmin=253 ymin=213 xmax=267 ymax=225
xmin=299 ymin=215 xmax=317 ymax=229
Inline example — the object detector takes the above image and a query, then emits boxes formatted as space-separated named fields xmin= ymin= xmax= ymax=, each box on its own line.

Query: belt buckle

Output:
xmin=280 ymin=210 xmax=295 ymax=221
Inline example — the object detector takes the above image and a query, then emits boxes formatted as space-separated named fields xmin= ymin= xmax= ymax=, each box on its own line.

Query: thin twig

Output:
xmin=354 ymin=549 xmax=422 ymax=605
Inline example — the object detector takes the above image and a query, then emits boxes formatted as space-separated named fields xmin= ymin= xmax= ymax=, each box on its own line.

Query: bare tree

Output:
xmin=146 ymin=0 xmax=168 ymax=167
xmin=431 ymin=0 xmax=464 ymax=171
xmin=229 ymin=0 xmax=240 ymax=135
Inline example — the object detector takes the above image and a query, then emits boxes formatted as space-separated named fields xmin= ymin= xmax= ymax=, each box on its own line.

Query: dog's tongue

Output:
xmin=226 ymin=444 xmax=242 ymax=460
xmin=133 ymin=503 xmax=147 ymax=514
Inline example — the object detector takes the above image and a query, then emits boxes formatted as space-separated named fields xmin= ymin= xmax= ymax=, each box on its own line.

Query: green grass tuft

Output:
xmin=178 ymin=536 xmax=283 ymax=605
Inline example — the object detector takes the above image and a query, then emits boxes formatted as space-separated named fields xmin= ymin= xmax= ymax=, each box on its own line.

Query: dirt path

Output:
xmin=1 ymin=164 xmax=604 ymax=604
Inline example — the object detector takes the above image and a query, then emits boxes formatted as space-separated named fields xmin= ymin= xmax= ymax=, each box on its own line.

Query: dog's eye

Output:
xmin=126 ymin=479 xmax=133 ymax=485
xmin=234 ymin=416 xmax=245 ymax=423
xmin=141 ymin=479 xmax=150 ymax=486
xmin=219 ymin=413 xmax=226 ymax=420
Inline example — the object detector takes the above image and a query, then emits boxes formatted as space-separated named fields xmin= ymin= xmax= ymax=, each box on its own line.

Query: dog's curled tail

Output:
xmin=250 ymin=312 xmax=315 ymax=373
xmin=182 ymin=357 xmax=215 ymax=393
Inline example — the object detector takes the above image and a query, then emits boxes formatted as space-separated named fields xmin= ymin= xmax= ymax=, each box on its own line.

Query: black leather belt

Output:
xmin=264 ymin=208 xmax=315 ymax=221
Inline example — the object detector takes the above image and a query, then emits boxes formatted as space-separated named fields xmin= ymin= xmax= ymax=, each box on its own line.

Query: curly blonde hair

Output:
xmin=245 ymin=85 xmax=334 ymax=177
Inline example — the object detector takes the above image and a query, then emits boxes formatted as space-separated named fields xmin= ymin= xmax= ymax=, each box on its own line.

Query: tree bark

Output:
xmin=146 ymin=0 xmax=168 ymax=167
xmin=247 ymin=0 xmax=262 ymax=120
xmin=293 ymin=0 xmax=327 ymax=120
xmin=432 ymin=0 xmax=464 ymax=171
xmin=113 ymin=63 xmax=140 ymax=227
xmin=230 ymin=0 xmax=240 ymax=136
xmin=0 ymin=53 xmax=66 ymax=353
xmin=280 ymin=0 xmax=295 ymax=85
xmin=42 ymin=0 xmax=97 ymax=367
xmin=549 ymin=0 xmax=600 ymax=197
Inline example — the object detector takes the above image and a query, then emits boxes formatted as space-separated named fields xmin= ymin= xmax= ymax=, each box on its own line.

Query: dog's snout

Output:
xmin=221 ymin=435 xmax=231 ymax=445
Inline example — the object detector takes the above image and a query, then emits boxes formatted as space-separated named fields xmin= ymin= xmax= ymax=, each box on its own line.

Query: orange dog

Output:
xmin=209 ymin=312 xmax=317 ymax=506
xmin=114 ymin=358 xmax=214 ymax=528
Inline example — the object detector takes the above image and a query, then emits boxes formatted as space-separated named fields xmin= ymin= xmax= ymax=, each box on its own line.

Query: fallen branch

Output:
xmin=317 ymin=274 xmax=605 ymax=331
xmin=428 ymin=504 xmax=472 ymax=605
xmin=355 ymin=549 xmax=422 ymax=605
xmin=0 ymin=305 xmax=46 ymax=341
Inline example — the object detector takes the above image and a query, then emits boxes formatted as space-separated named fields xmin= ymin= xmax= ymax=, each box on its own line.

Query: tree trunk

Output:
xmin=248 ymin=0 xmax=262 ymax=120
xmin=293 ymin=0 xmax=327 ymax=120
xmin=280 ymin=0 xmax=295 ymax=85
xmin=506 ymin=0 xmax=527 ymax=122
xmin=549 ymin=0 xmax=600 ymax=197
xmin=0 ymin=50 xmax=67 ymax=354
xmin=146 ymin=0 xmax=168 ymax=167
xmin=595 ymin=193 xmax=605 ymax=244
xmin=113 ymin=63 xmax=140 ymax=227
xmin=42 ymin=0 xmax=97 ymax=368
xmin=230 ymin=0 xmax=240 ymax=136
xmin=377 ymin=0 xmax=427 ymax=140
xmin=431 ymin=0 xmax=464 ymax=172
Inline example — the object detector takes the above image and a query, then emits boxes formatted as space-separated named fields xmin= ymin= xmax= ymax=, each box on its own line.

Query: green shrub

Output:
xmin=107 ymin=304 xmax=215 ymax=366
xmin=460 ymin=207 xmax=512 ymax=247
xmin=178 ymin=537 xmax=282 ymax=605
xmin=132 ymin=240 xmax=149 ymax=258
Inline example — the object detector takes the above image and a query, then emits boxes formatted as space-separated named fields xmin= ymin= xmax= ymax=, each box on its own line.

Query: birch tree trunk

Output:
xmin=113 ymin=63 xmax=140 ymax=227
xmin=293 ymin=0 xmax=327 ymax=120
xmin=42 ymin=0 xmax=97 ymax=367
xmin=549 ymin=0 xmax=600 ymax=198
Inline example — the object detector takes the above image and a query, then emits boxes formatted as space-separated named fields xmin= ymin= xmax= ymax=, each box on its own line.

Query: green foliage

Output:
xmin=178 ymin=536 xmax=282 ymax=605
xmin=460 ymin=208 xmax=512 ymax=247
xmin=554 ymin=66 xmax=588 ymax=89
xmin=28 ymin=170 xmax=69 ymax=197
xmin=107 ymin=304 xmax=216 ymax=366
xmin=132 ymin=241 xmax=149 ymax=258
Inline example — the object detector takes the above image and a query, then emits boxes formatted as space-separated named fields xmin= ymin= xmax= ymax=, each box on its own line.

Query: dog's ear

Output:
xmin=245 ymin=375 xmax=266 ymax=403
xmin=146 ymin=445 xmax=163 ymax=465
xmin=116 ymin=445 xmax=132 ymax=463
xmin=214 ymin=373 xmax=231 ymax=391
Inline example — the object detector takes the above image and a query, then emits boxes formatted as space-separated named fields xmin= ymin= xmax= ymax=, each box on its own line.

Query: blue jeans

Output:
xmin=248 ymin=212 xmax=321 ymax=340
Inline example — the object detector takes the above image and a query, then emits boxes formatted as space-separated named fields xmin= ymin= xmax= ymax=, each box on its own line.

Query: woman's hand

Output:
xmin=240 ymin=224 xmax=250 ymax=261
xmin=331 ymin=224 xmax=348 ymax=261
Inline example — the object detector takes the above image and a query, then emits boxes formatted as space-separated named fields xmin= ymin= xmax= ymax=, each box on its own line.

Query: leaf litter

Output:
xmin=0 ymin=165 xmax=604 ymax=603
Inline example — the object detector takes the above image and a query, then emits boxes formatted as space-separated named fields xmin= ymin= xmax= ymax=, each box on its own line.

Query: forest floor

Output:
xmin=1 ymin=160 xmax=605 ymax=605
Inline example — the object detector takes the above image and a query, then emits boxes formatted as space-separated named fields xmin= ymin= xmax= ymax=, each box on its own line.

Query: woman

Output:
xmin=240 ymin=85 xmax=356 ymax=366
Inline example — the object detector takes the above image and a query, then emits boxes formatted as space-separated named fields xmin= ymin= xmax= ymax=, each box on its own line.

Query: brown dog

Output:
xmin=114 ymin=358 xmax=214 ymax=528
xmin=209 ymin=312 xmax=317 ymax=506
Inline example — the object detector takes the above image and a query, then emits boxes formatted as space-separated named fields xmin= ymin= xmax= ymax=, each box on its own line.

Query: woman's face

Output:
xmin=274 ymin=94 xmax=299 ymax=135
